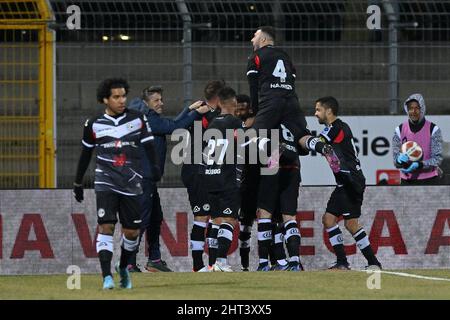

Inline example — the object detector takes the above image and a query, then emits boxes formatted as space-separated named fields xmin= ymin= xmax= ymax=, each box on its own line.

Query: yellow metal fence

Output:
xmin=0 ymin=0 xmax=55 ymax=188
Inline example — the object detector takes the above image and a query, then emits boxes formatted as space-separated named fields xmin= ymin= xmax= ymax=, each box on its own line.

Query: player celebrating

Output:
xmin=203 ymin=87 xmax=243 ymax=272
xmin=256 ymin=123 xmax=304 ymax=272
xmin=247 ymin=26 xmax=338 ymax=271
xmin=182 ymin=80 xmax=225 ymax=272
xmin=235 ymin=94 xmax=258 ymax=271
xmin=311 ymin=96 xmax=382 ymax=270
xmin=73 ymin=78 xmax=160 ymax=289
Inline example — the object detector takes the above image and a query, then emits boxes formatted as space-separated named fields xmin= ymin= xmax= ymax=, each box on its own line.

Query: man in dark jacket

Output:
xmin=128 ymin=86 xmax=209 ymax=272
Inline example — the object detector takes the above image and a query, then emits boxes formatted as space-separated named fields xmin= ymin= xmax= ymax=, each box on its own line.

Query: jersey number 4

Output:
xmin=272 ymin=59 xmax=287 ymax=83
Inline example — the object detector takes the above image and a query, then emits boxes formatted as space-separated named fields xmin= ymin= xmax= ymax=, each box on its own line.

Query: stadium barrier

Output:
xmin=0 ymin=187 xmax=449 ymax=275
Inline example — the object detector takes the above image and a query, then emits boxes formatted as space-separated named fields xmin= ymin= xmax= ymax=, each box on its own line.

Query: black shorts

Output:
xmin=239 ymin=165 xmax=260 ymax=224
xmin=209 ymin=189 xmax=240 ymax=219
xmin=258 ymin=166 xmax=300 ymax=216
xmin=181 ymin=165 xmax=210 ymax=216
xmin=326 ymin=186 xmax=364 ymax=220
xmin=96 ymin=191 xmax=141 ymax=229
xmin=252 ymin=96 xmax=311 ymax=143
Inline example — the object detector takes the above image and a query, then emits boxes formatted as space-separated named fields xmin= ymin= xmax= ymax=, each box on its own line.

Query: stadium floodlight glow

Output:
xmin=102 ymin=35 xmax=109 ymax=41
xmin=119 ymin=34 xmax=130 ymax=41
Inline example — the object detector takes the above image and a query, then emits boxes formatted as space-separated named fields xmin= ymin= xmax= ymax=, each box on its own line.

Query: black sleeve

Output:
xmin=81 ymin=118 xmax=95 ymax=147
xmin=319 ymin=125 xmax=341 ymax=143
xmin=75 ymin=145 xmax=93 ymax=184
xmin=75 ymin=119 xmax=95 ymax=184
xmin=247 ymin=54 xmax=260 ymax=113
xmin=143 ymin=142 xmax=161 ymax=181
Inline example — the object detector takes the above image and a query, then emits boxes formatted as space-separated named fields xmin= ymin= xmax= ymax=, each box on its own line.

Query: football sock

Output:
xmin=96 ymin=234 xmax=114 ymax=277
xmin=306 ymin=136 xmax=326 ymax=154
xmin=119 ymin=235 xmax=138 ymax=269
xmin=353 ymin=228 xmax=380 ymax=266
xmin=207 ymin=223 xmax=219 ymax=266
xmin=239 ymin=224 xmax=252 ymax=269
xmin=284 ymin=220 xmax=301 ymax=263
xmin=217 ymin=222 xmax=234 ymax=259
xmin=326 ymin=225 xmax=348 ymax=264
xmin=128 ymin=233 xmax=143 ymax=266
xmin=190 ymin=221 xmax=207 ymax=271
xmin=257 ymin=218 xmax=272 ymax=264
xmin=272 ymin=223 xmax=286 ymax=262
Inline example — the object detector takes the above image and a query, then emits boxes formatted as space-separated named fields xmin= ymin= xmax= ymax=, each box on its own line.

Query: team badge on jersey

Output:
xmin=127 ymin=122 xmax=135 ymax=131
xmin=98 ymin=208 xmax=106 ymax=218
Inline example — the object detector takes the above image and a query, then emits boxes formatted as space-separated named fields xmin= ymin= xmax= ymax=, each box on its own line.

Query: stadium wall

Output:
xmin=0 ymin=187 xmax=449 ymax=275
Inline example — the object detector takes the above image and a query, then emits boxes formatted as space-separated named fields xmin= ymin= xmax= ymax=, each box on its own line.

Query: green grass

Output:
xmin=1 ymin=270 xmax=449 ymax=300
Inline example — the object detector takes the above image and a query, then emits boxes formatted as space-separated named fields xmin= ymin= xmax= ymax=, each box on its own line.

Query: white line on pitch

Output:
xmin=356 ymin=270 xmax=450 ymax=282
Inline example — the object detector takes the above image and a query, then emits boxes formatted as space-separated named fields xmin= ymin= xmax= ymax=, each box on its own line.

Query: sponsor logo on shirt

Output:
xmin=205 ymin=168 xmax=221 ymax=175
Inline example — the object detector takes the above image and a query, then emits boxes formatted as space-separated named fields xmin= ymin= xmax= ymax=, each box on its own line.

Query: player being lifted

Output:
xmin=73 ymin=78 xmax=160 ymax=289
xmin=247 ymin=26 xmax=340 ymax=271
xmin=312 ymin=97 xmax=382 ymax=270
xmin=247 ymin=26 xmax=338 ymax=161
xmin=203 ymin=87 xmax=243 ymax=272
xmin=182 ymin=80 xmax=225 ymax=272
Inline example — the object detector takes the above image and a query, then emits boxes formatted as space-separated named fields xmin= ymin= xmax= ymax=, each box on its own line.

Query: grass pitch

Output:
xmin=1 ymin=269 xmax=449 ymax=300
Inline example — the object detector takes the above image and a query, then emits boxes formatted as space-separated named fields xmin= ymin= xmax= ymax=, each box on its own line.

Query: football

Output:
xmin=401 ymin=141 xmax=423 ymax=162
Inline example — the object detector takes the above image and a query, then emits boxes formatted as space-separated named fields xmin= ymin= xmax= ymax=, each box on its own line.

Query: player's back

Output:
xmin=247 ymin=45 xmax=297 ymax=101
xmin=182 ymin=108 xmax=220 ymax=170
xmin=203 ymin=114 xmax=242 ymax=192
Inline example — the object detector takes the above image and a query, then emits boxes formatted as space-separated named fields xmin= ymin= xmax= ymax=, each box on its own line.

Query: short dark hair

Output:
xmin=218 ymin=86 xmax=236 ymax=102
xmin=96 ymin=78 xmax=129 ymax=103
xmin=236 ymin=94 xmax=251 ymax=106
xmin=316 ymin=96 xmax=339 ymax=116
xmin=142 ymin=85 xmax=163 ymax=101
xmin=204 ymin=80 xmax=226 ymax=101
xmin=258 ymin=26 xmax=276 ymax=42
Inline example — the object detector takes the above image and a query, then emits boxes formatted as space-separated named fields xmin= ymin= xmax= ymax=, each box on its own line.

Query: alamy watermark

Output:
xmin=66 ymin=5 xmax=81 ymax=30
xmin=366 ymin=269 xmax=381 ymax=290
xmin=66 ymin=4 xmax=381 ymax=32
xmin=66 ymin=265 xmax=81 ymax=290
xmin=170 ymin=123 xmax=281 ymax=175
xmin=366 ymin=5 xmax=381 ymax=30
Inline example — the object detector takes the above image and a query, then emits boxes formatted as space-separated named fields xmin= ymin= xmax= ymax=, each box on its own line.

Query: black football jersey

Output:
xmin=203 ymin=114 xmax=243 ymax=192
xmin=319 ymin=118 xmax=365 ymax=184
xmin=182 ymin=108 xmax=221 ymax=171
xmin=279 ymin=123 xmax=300 ymax=167
xmin=247 ymin=45 xmax=297 ymax=102
xmin=82 ymin=109 xmax=154 ymax=195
